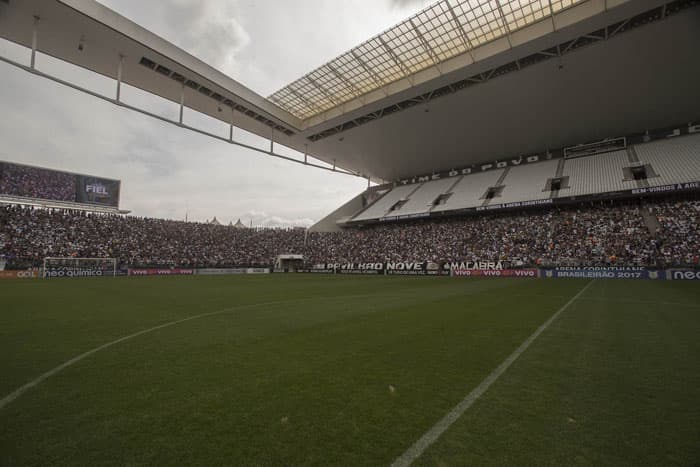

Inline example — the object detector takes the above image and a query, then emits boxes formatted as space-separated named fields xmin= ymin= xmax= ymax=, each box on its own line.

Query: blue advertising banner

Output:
xmin=543 ymin=268 xmax=664 ymax=280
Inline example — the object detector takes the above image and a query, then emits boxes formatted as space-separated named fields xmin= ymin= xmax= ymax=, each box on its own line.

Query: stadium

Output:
xmin=1 ymin=0 xmax=699 ymax=465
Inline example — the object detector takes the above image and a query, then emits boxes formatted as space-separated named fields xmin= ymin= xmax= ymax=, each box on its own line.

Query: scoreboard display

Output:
xmin=0 ymin=161 xmax=120 ymax=208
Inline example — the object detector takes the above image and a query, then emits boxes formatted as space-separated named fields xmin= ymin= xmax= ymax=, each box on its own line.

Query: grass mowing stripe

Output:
xmin=391 ymin=279 xmax=596 ymax=467
xmin=0 ymin=291 xmax=398 ymax=411
xmin=0 ymin=277 xmax=511 ymax=412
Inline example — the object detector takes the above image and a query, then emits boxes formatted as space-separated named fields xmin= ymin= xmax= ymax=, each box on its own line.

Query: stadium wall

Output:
xmin=297 ymin=264 xmax=700 ymax=280
xmin=3 ymin=265 xmax=698 ymax=280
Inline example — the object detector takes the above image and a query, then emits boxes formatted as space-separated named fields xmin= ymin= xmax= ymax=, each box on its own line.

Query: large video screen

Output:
xmin=0 ymin=161 xmax=120 ymax=208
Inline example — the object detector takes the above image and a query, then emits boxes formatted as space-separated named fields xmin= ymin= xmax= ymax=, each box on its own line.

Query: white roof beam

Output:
xmin=548 ymin=0 xmax=558 ymax=31
xmin=495 ymin=0 xmax=514 ymax=49
xmin=408 ymin=18 xmax=442 ymax=75
xmin=377 ymin=35 xmax=414 ymax=86
xmin=326 ymin=63 xmax=362 ymax=99
xmin=288 ymin=87 xmax=323 ymax=116
xmin=445 ymin=0 xmax=476 ymax=62
xmin=350 ymin=49 xmax=389 ymax=96
xmin=306 ymin=75 xmax=340 ymax=108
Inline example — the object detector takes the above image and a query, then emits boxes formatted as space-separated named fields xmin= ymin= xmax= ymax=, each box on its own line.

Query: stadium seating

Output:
xmin=351 ymin=135 xmax=700 ymax=221
xmin=635 ymin=133 xmax=700 ymax=186
xmin=495 ymin=159 xmax=559 ymax=205
xmin=352 ymin=183 xmax=416 ymax=221
xmin=560 ymin=150 xmax=637 ymax=197
xmin=432 ymin=169 xmax=505 ymax=212
xmin=388 ymin=177 xmax=455 ymax=217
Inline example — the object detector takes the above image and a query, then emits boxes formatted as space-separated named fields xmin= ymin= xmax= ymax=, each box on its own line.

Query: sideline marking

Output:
xmin=391 ymin=279 xmax=596 ymax=467
xmin=0 ymin=293 xmax=380 ymax=411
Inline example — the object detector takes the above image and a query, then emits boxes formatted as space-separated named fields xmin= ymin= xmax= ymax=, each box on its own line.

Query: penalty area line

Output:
xmin=391 ymin=279 xmax=596 ymax=467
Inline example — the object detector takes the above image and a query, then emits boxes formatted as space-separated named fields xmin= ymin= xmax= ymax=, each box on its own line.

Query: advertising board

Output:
xmin=44 ymin=266 xmax=116 ymax=278
xmin=452 ymin=269 xmax=538 ymax=278
xmin=128 ymin=268 xmax=195 ymax=276
xmin=666 ymin=269 xmax=700 ymax=280
xmin=197 ymin=268 xmax=270 ymax=275
xmin=542 ymin=268 xmax=664 ymax=279
xmin=0 ymin=269 xmax=39 ymax=279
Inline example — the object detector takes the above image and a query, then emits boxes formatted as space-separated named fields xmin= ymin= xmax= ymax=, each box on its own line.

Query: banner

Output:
xmin=543 ymin=268 xmax=663 ymax=280
xmin=476 ymin=199 xmax=553 ymax=212
xmin=336 ymin=269 xmax=383 ymax=275
xmin=296 ymin=263 xmax=675 ymax=280
xmin=667 ymin=269 xmax=700 ymax=280
xmin=385 ymin=261 xmax=449 ymax=276
xmin=44 ymin=266 xmax=115 ymax=278
xmin=0 ymin=269 xmax=39 ymax=279
xmin=311 ymin=263 xmax=385 ymax=274
xmin=443 ymin=261 xmax=509 ymax=271
xmin=631 ymin=181 xmax=700 ymax=196
xmin=385 ymin=270 xmax=449 ymax=276
xmin=305 ymin=261 xmax=507 ymax=275
xmin=247 ymin=268 xmax=271 ymax=274
xmin=128 ymin=268 xmax=194 ymax=276
xmin=452 ymin=269 xmax=538 ymax=278
xmin=196 ymin=268 xmax=270 ymax=275
xmin=129 ymin=268 xmax=270 ymax=276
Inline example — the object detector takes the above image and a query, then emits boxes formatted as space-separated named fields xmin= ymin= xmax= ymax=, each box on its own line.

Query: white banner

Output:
xmin=196 ymin=268 xmax=270 ymax=275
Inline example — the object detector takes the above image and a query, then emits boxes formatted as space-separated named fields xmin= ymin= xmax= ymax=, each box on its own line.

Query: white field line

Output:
xmin=0 ymin=293 xmax=383 ymax=411
xmin=391 ymin=279 xmax=596 ymax=467
xmin=0 ymin=277 xmax=536 ymax=411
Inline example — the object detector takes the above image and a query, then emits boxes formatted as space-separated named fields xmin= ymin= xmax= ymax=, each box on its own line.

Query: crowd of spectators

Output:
xmin=0 ymin=164 xmax=76 ymax=202
xmin=653 ymin=199 xmax=700 ymax=267
xmin=1 ymin=198 xmax=698 ymax=270
xmin=0 ymin=207 xmax=305 ymax=269
xmin=304 ymin=202 xmax=668 ymax=267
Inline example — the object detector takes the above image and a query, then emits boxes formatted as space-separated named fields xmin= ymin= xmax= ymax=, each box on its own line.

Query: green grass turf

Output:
xmin=0 ymin=275 xmax=698 ymax=466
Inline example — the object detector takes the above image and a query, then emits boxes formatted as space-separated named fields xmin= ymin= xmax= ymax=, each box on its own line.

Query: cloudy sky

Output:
xmin=0 ymin=0 xmax=427 ymax=226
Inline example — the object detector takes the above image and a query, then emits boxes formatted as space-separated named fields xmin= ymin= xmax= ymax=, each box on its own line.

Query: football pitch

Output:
xmin=1 ymin=275 xmax=699 ymax=466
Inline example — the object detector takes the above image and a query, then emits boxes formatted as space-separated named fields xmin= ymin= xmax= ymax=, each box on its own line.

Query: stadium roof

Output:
xmin=269 ymin=0 xmax=588 ymax=120
xmin=1 ymin=0 xmax=699 ymax=182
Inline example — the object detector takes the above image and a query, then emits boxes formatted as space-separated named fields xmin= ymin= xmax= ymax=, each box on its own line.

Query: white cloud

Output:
xmin=99 ymin=0 xmax=250 ymax=77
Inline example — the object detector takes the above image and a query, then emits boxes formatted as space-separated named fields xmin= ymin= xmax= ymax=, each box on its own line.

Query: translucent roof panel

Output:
xmin=452 ymin=0 xmax=507 ymax=47
xmin=333 ymin=52 xmax=381 ymax=95
xmin=269 ymin=0 xmax=586 ymax=120
xmin=380 ymin=20 xmax=434 ymax=75
xmin=354 ymin=37 xmax=406 ymax=84
xmin=413 ymin=2 xmax=470 ymax=62
xmin=500 ymin=0 xmax=552 ymax=30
